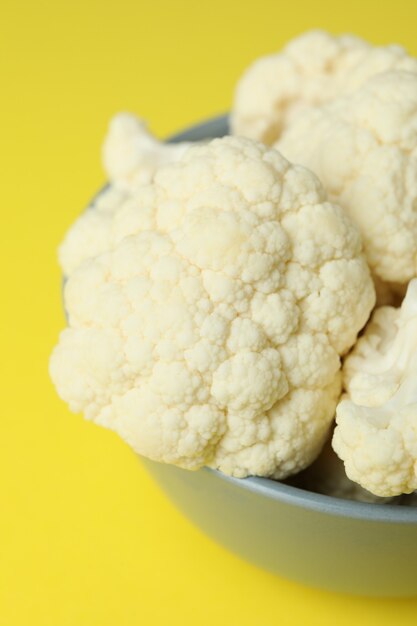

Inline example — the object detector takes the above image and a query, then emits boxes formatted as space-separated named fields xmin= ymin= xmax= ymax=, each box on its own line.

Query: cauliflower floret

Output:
xmin=277 ymin=71 xmax=417 ymax=285
xmin=232 ymin=30 xmax=417 ymax=145
xmin=286 ymin=432 xmax=397 ymax=503
xmin=103 ymin=112 xmax=192 ymax=191
xmin=333 ymin=280 xmax=417 ymax=497
xmin=50 ymin=136 xmax=375 ymax=478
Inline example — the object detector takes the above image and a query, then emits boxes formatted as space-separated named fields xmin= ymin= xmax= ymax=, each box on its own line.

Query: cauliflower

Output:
xmin=286 ymin=432 xmax=397 ymax=503
xmin=277 ymin=70 xmax=417 ymax=285
xmin=333 ymin=280 xmax=417 ymax=497
xmin=232 ymin=30 xmax=417 ymax=145
xmin=50 ymin=136 xmax=375 ymax=478
xmin=59 ymin=113 xmax=194 ymax=276
xmin=103 ymin=112 xmax=192 ymax=191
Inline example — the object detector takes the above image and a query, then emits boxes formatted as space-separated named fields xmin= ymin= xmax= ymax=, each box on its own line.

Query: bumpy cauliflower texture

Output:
xmin=277 ymin=71 xmax=417 ymax=284
xmin=232 ymin=30 xmax=417 ymax=145
xmin=287 ymin=434 xmax=396 ymax=503
xmin=50 ymin=137 xmax=375 ymax=478
xmin=333 ymin=280 xmax=417 ymax=496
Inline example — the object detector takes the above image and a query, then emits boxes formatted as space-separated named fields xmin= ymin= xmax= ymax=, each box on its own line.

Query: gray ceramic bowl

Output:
xmin=139 ymin=115 xmax=417 ymax=598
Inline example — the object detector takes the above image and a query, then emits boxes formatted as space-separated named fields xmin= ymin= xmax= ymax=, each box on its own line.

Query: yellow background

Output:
xmin=2 ymin=1 xmax=417 ymax=624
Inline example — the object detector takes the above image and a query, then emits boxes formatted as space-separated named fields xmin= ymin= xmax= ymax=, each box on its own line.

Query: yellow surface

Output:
xmin=2 ymin=1 xmax=417 ymax=624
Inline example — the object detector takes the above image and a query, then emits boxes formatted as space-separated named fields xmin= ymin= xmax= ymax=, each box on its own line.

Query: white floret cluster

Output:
xmin=277 ymin=71 xmax=417 ymax=284
xmin=51 ymin=29 xmax=417 ymax=500
xmin=50 ymin=137 xmax=374 ymax=478
xmin=232 ymin=29 xmax=417 ymax=145
xmin=333 ymin=280 xmax=417 ymax=497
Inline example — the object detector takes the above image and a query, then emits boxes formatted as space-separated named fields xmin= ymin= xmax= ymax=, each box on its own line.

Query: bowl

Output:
xmin=139 ymin=114 xmax=417 ymax=598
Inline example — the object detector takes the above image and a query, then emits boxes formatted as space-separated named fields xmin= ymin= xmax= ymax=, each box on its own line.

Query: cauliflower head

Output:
xmin=50 ymin=136 xmax=375 ymax=478
xmin=277 ymin=70 xmax=417 ymax=285
xmin=333 ymin=280 xmax=417 ymax=497
xmin=232 ymin=30 xmax=417 ymax=145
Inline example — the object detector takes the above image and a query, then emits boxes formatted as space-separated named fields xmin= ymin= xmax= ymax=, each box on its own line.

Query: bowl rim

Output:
xmin=202 ymin=467 xmax=417 ymax=522
xmin=166 ymin=114 xmax=417 ymax=524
